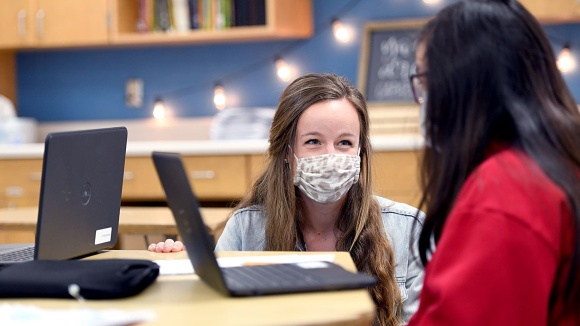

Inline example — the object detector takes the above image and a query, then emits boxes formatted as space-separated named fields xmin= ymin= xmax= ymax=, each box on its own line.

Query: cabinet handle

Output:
xmin=17 ymin=10 xmax=26 ymax=39
xmin=5 ymin=187 xmax=24 ymax=197
xmin=123 ymin=172 xmax=135 ymax=180
xmin=36 ymin=10 xmax=44 ymax=39
xmin=29 ymin=172 xmax=42 ymax=181
xmin=106 ymin=11 xmax=112 ymax=35
xmin=190 ymin=170 xmax=216 ymax=179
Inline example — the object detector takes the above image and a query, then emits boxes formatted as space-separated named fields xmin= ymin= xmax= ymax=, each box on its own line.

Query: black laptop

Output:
xmin=152 ymin=151 xmax=377 ymax=297
xmin=0 ymin=127 xmax=128 ymax=266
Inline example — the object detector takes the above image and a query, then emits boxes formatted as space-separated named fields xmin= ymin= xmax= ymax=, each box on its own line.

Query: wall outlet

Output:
xmin=125 ymin=78 xmax=143 ymax=108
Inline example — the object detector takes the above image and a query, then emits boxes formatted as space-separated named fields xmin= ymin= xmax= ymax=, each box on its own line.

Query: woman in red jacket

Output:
xmin=408 ymin=0 xmax=580 ymax=325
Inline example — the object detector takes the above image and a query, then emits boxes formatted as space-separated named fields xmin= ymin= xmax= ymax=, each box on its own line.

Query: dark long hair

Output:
xmin=417 ymin=0 xmax=580 ymax=318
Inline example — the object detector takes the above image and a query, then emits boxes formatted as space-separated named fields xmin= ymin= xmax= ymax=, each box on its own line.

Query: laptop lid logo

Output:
xmin=81 ymin=183 xmax=92 ymax=205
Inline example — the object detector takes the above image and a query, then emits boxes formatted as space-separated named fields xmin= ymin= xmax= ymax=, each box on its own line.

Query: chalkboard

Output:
xmin=358 ymin=20 xmax=426 ymax=105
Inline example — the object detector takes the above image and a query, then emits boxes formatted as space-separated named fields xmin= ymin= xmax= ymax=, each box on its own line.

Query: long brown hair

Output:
xmin=417 ymin=0 xmax=580 ymax=320
xmin=234 ymin=73 xmax=402 ymax=325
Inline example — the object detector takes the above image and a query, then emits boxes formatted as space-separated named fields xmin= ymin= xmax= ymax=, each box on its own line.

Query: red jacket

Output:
xmin=409 ymin=148 xmax=578 ymax=325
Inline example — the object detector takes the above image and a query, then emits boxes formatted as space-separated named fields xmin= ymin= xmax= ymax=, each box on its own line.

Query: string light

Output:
xmin=152 ymin=97 xmax=166 ymax=120
xmin=213 ymin=83 xmax=226 ymax=110
xmin=332 ymin=19 xmax=353 ymax=43
xmin=557 ymin=43 xmax=576 ymax=73
xmin=275 ymin=57 xmax=292 ymax=82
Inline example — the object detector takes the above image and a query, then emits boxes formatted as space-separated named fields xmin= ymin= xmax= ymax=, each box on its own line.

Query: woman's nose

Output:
xmin=325 ymin=144 xmax=337 ymax=154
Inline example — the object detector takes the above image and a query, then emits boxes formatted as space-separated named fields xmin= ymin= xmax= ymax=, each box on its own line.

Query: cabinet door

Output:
xmin=0 ymin=0 xmax=35 ymax=48
xmin=122 ymin=155 xmax=249 ymax=202
xmin=122 ymin=157 xmax=164 ymax=201
xmin=36 ymin=0 xmax=109 ymax=47
xmin=372 ymin=151 xmax=421 ymax=208
xmin=182 ymin=155 xmax=248 ymax=200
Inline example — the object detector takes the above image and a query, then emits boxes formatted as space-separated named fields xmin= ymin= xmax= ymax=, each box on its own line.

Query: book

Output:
xmin=155 ymin=0 xmax=172 ymax=32
xmin=188 ymin=0 xmax=200 ymax=29
xmin=233 ymin=0 xmax=265 ymax=27
xmin=172 ymin=0 xmax=191 ymax=32
xmin=137 ymin=0 xmax=154 ymax=32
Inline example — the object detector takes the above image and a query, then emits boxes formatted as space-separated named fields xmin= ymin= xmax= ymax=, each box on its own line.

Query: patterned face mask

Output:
xmin=292 ymin=152 xmax=361 ymax=204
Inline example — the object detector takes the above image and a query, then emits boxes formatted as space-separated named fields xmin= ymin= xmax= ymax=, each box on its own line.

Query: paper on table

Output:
xmin=155 ymin=254 xmax=336 ymax=275
xmin=0 ymin=304 xmax=155 ymax=326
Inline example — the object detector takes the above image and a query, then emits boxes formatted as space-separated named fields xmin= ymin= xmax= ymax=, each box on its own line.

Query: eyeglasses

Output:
xmin=409 ymin=72 xmax=427 ymax=104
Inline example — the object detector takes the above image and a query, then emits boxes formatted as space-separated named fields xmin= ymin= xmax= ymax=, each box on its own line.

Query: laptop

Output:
xmin=152 ymin=151 xmax=377 ymax=297
xmin=0 ymin=127 xmax=128 ymax=266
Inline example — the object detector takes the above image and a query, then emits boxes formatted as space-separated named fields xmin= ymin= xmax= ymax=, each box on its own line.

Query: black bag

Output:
xmin=0 ymin=259 xmax=159 ymax=299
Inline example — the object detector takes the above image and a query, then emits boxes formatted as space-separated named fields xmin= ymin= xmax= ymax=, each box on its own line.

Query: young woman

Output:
xmin=408 ymin=0 xmax=580 ymax=324
xmin=151 ymin=73 xmax=424 ymax=325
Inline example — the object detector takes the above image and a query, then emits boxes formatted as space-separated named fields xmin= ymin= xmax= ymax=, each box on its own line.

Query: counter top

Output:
xmin=0 ymin=134 xmax=424 ymax=159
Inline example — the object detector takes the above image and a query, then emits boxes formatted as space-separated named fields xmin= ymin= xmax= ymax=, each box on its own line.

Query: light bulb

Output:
xmin=152 ymin=98 xmax=166 ymax=119
xmin=422 ymin=0 xmax=442 ymax=4
xmin=275 ymin=58 xmax=292 ymax=82
xmin=332 ymin=20 xmax=352 ymax=43
xmin=214 ymin=84 xmax=226 ymax=110
xmin=557 ymin=45 xmax=576 ymax=73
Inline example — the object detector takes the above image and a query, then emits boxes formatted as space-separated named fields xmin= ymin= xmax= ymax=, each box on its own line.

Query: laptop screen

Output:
xmin=35 ymin=127 xmax=127 ymax=260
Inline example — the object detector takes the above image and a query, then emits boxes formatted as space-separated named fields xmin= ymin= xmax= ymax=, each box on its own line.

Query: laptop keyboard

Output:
xmin=0 ymin=246 xmax=35 ymax=262
xmin=222 ymin=264 xmax=320 ymax=290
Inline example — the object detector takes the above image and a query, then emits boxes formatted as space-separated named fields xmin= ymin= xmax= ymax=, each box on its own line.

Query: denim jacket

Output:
xmin=215 ymin=196 xmax=425 ymax=323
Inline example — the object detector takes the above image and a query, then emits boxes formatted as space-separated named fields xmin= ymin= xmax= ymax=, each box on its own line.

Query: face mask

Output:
xmin=293 ymin=152 xmax=361 ymax=204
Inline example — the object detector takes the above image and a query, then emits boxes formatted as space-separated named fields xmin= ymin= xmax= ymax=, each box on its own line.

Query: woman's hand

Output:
xmin=147 ymin=238 xmax=185 ymax=253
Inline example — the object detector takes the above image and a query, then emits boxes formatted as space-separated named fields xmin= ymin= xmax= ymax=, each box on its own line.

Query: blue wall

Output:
xmin=16 ymin=0 xmax=580 ymax=122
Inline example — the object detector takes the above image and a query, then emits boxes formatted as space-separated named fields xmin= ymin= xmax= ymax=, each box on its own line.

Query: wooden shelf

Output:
xmin=109 ymin=0 xmax=313 ymax=47
xmin=109 ymin=25 xmax=310 ymax=47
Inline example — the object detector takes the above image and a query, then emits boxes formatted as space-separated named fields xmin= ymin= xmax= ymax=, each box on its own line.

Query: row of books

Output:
xmin=136 ymin=0 xmax=266 ymax=33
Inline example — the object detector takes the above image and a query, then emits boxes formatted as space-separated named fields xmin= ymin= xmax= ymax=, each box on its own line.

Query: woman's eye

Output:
xmin=305 ymin=139 xmax=320 ymax=145
xmin=338 ymin=140 xmax=353 ymax=146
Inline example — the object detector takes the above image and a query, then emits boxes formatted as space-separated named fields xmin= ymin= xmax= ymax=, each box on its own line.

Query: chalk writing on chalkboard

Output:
xmin=358 ymin=21 xmax=426 ymax=105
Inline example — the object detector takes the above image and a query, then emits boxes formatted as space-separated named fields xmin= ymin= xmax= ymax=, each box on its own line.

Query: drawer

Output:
xmin=182 ymin=155 xmax=247 ymax=200
xmin=122 ymin=157 xmax=164 ymax=200
xmin=122 ymin=155 xmax=249 ymax=201
xmin=0 ymin=159 xmax=43 ymax=208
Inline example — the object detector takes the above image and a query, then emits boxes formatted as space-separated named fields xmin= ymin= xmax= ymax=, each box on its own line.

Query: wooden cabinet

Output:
xmin=0 ymin=0 xmax=109 ymax=49
xmin=121 ymin=157 xmax=163 ymax=201
xmin=0 ymin=0 xmax=34 ymax=48
xmin=519 ymin=0 xmax=580 ymax=22
xmin=372 ymin=151 xmax=421 ymax=208
xmin=182 ymin=155 xmax=248 ymax=200
xmin=122 ymin=154 xmax=250 ymax=203
xmin=0 ymin=158 xmax=43 ymax=208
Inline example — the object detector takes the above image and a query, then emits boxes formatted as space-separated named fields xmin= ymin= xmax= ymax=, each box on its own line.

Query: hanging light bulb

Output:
xmin=275 ymin=57 xmax=292 ymax=82
xmin=152 ymin=97 xmax=166 ymax=119
xmin=557 ymin=43 xmax=576 ymax=73
xmin=213 ymin=83 xmax=226 ymax=110
xmin=332 ymin=19 xmax=352 ymax=43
